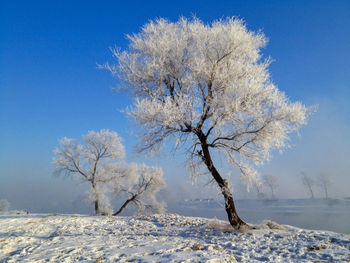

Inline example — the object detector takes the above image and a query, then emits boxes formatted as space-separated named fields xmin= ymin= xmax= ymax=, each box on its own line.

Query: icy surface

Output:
xmin=0 ymin=212 xmax=349 ymax=262
xmin=176 ymin=198 xmax=350 ymax=234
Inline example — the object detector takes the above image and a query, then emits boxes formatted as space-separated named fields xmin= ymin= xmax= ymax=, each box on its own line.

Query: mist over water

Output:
xmin=6 ymin=185 xmax=350 ymax=234
xmin=167 ymin=198 xmax=350 ymax=234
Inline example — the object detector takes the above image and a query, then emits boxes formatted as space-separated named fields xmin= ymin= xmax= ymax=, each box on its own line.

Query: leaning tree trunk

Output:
xmin=112 ymin=194 xmax=137 ymax=216
xmin=198 ymin=134 xmax=246 ymax=229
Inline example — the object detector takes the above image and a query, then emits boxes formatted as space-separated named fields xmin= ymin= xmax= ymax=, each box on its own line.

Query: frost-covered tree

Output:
xmin=301 ymin=171 xmax=315 ymax=199
xmin=53 ymin=129 xmax=166 ymax=215
xmin=113 ymin=163 xmax=166 ymax=215
xmin=262 ymin=174 xmax=279 ymax=200
xmin=253 ymin=181 xmax=267 ymax=200
xmin=0 ymin=199 xmax=10 ymax=212
xmin=104 ymin=17 xmax=309 ymax=228
xmin=317 ymin=174 xmax=332 ymax=199
xmin=53 ymin=129 xmax=125 ymax=214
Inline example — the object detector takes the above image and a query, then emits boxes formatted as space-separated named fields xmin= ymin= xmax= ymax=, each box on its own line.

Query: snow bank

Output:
xmin=0 ymin=213 xmax=349 ymax=262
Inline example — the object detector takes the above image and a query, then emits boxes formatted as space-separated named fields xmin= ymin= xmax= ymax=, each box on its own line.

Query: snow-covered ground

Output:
xmin=0 ymin=212 xmax=349 ymax=262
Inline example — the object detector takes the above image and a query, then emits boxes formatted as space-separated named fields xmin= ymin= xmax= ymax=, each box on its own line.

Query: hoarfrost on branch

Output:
xmin=53 ymin=129 xmax=166 ymax=215
xmin=103 ymin=17 xmax=311 ymax=228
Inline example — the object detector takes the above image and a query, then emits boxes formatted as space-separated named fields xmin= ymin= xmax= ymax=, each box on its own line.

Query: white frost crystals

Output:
xmin=103 ymin=17 xmax=312 ymax=228
xmin=53 ymin=129 xmax=166 ymax=216
xmin=104 ymin=17 xmax=310 ymax=180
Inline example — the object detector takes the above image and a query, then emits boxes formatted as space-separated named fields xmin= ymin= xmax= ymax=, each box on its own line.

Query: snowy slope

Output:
xmin=0 ymin=212 xmax=349 ymax=262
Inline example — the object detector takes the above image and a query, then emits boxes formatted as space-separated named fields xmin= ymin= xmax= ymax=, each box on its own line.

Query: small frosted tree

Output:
xmin=113 ymin=163 xmax=166 ymax=215
xmin=262 ymin=174 xmax=279 ymax=200
xmin=53 ymin=129 xmax=166 ymax=215
xmin=104 ymin=17 xmax=309 ymax=228
xmin=254 ymin=181 xmax=267 ymax=200
xmin=317 ymin=174 xmax=332 ymax=199
xmin=0 ymin=199 xmax=10 ymax=212
xmin=301 ymin=171 xmax=315 ymax=199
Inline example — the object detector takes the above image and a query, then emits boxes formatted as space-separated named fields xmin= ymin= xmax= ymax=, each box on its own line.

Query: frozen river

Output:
xmin=169 ymin=198 xmax=350 ymax=234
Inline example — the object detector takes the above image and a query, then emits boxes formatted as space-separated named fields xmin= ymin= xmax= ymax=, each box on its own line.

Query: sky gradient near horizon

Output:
xmin=1 ymin=0 xmax=350 ymax=213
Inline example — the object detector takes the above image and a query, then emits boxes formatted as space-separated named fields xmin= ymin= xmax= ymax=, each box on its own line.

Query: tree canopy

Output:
xmin=104 ymin=17 xmax=310 ymax=228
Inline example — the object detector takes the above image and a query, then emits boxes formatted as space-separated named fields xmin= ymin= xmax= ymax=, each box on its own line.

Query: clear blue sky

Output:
xmin=1 ymin=0 xmax=350 ymax=213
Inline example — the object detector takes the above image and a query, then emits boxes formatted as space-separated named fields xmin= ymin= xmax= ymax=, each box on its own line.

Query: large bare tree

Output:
xmin=104 ymin=17 xmax=309 ymax=228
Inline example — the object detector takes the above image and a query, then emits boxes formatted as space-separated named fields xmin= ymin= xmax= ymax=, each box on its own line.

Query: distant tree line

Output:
xmin=301 ymin=172 xmax=332 ymax=199
xmin=253 ymin=172 xmax=333 ymax=200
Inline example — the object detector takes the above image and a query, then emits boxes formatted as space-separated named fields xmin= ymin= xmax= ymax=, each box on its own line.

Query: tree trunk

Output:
xmin=92 ymin=183 xmax=100 ymax=215
xmin=310 ymin=187 xmax=314 ymax=199
xmin=113 ymin=194 xmax=137 ymax=216
xmin=94 ymin=200 xmax=99 ymax=215
xmin=198 ymin=133 xmax=246 ymax=229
